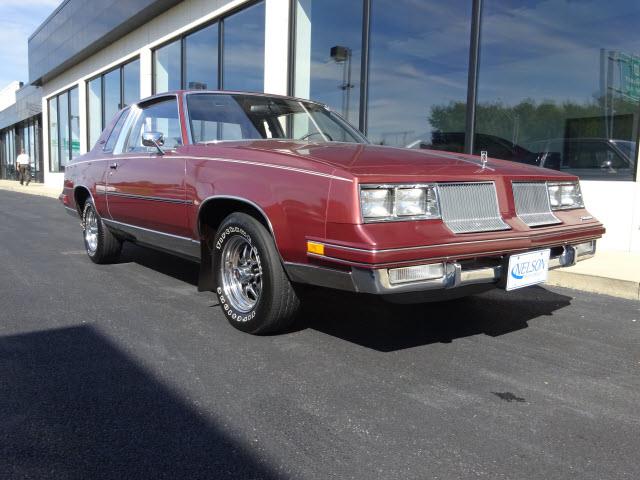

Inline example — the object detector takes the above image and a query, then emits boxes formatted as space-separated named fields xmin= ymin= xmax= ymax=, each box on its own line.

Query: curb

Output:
xmin=547 ymin=270 xmax=640 ymax=301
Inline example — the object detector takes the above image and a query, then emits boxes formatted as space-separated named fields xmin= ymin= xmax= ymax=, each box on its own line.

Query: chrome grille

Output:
xmin=512 ymin=182 xmax=560 ymax=227
xmin=436 ymin=182 xmax=510 ymax=234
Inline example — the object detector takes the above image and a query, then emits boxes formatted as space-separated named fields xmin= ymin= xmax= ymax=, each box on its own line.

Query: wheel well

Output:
xmin=198 ymin=198 xmax=273 ymax=240
xmin=74 ymin=187 xmax=91 ymax=214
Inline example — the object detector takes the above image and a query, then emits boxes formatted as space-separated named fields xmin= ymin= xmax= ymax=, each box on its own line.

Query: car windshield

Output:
xmin=186 ymin=93 xmax=367 ymax=144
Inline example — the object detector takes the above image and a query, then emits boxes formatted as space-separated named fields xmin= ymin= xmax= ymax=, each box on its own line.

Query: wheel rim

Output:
xmin=221 ymin=236 xmax=263 ymax=313
xmin=84 ymin=207 xmax=99 ymax=255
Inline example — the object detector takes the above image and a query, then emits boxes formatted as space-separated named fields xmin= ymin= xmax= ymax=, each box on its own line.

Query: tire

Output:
xmin=213 ymin=212 xmax=300 ymax=334
xmin=82 ymin=199 xmax=122 ymax=264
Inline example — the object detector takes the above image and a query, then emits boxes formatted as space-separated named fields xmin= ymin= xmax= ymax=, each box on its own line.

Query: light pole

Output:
xmin=331 ymin=45 xmax=354 ymax=121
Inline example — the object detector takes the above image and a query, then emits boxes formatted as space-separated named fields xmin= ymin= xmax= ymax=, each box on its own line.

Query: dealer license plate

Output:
xmin=506 ymin=249 xmax=551 ymax=291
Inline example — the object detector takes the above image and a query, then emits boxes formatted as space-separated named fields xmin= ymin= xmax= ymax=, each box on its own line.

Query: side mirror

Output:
xmin=142 ymin=131 xmax=165 ymax=155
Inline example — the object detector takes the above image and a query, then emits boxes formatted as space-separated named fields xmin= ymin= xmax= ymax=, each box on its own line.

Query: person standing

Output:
xmin=16 ymin=149 xmax=31 ymax=186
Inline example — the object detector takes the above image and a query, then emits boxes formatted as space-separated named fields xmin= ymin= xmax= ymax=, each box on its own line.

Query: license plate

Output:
xmin=506 ymin=249 xmax=551 ymax=291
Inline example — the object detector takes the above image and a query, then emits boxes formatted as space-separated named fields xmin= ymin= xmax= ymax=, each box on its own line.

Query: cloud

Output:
xmin=0 ymin=1 xmax=60 ymax=88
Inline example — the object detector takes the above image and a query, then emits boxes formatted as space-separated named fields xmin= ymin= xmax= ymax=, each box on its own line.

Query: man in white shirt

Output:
xmin=16 ymin=150 xmax=31 ymax=186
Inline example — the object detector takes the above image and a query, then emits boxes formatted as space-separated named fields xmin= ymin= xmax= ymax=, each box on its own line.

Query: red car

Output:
xmin=61 ymin=91 xmax=604 ymax=334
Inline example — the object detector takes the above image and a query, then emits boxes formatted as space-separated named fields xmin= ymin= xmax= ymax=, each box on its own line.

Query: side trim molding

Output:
xmin=102 ymin=218 xmax=200 ymax=260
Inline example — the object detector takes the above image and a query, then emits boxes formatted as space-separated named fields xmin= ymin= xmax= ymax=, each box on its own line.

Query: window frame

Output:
xmin=151 ymin=0 xmax=264 ymax=95
xmin=85 ymin=56 xmax=141 ymax=150
xmin=47 ymin=85 xmax=79 ymax=172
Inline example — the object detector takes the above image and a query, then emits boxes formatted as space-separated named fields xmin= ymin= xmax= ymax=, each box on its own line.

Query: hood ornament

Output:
xmin=480 ymin=150 xmax=488 ymax=170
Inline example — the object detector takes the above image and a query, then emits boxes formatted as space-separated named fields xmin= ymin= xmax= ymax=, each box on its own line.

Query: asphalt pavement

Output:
xmin=1 ymin=190 xmax=638 ymax=480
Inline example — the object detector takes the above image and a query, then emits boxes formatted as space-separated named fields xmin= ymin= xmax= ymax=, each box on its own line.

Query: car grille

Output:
xmin=512 ymin=182 xmax=560 ymax=227
xmin=436 ymin=182 xmax=511 ymax=234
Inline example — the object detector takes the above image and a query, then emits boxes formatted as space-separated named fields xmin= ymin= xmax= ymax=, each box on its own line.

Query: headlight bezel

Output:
xmin=547 ymin=181 xmax=584 ymax=210
xmin=359 ymin=183 xmax=441 ymax=223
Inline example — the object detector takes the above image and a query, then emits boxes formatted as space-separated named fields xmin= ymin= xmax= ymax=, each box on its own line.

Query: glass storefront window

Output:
xmin=103 ymin=68 xmax=121 ymax=127
xmin=223 ymin=2 xmax=265 ymax=92
xmin=366 ymin=0 xmax=471 ymax=148
xmin=294 ymin=0 xmax=363 ymax=127
xmin=87 ymin=77 xmax=102 ymax=149
xmin=48 ymin=86 xmax=78 ymax=171
xmin=185 ymin=23 xmax=218 ymax=90
xmin=69 ymin=87 xmax=80 ymax=159
xmin=48 ymin=97 xmax=59 ymax=172
xmin=154 ymin=40 xmax=181 ymax=94
xmin=123 ymin=59 xmax=140 ymax=106
xmin=476 ymin=0 xmax=640 ymax=180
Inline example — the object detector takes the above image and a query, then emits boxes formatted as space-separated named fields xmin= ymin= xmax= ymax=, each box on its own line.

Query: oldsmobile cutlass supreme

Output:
xmin=61 ymin=91 xmax=604 ymax=334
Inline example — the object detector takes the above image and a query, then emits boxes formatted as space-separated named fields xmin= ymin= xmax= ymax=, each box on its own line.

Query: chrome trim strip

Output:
xmin=102 ymin=218 xmax=200 ymax=260
xmin=64 ymin=205 xmax=79 ymax=218
xmin=70 ymin=155 xmax=352 ymax=182
xmin=107 ymin=191 xmax=192 ymax=205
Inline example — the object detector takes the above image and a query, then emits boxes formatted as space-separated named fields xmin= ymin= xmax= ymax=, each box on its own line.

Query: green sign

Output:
xmin=619 ymin=53 xmax=640 ymax=101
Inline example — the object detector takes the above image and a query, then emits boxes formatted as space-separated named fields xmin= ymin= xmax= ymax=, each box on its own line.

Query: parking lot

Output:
xmin=1 ymin=189 xmax=638 ymax=480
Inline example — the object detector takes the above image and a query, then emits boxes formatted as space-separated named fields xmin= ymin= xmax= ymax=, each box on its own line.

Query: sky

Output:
xmin=0 ymin=0 xmax=61 ymax=89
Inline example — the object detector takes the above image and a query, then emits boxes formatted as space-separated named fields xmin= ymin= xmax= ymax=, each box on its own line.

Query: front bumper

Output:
xmin=285 ymin=240 xmax=596 ymax=296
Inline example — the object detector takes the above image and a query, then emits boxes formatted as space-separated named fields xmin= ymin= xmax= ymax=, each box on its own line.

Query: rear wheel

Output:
xmin=82 ymin=199 xmax=122 ymax=264
xmin=213 ymin=213 xmax=300 ymax=334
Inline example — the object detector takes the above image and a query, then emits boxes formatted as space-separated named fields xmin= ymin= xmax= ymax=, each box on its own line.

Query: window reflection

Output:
xmin=123 ymin=59 xmax=140 ymax=106
xmin=185 ymin=24 xmax=218 ymax=90
xmin=48 ymin=97 xmax=58 ymax=172
xmin=87 ymin=78 xmax=102 ymax=149
xmin=69 ymin=87 xmax=80 ymax=159
xmin=154 ymin=40 xmax=181 ymax=94
xmin=294 ymin=0 xmax=362 ymax=127
xmin=223 ymin=2 xmax=265 ymax=92
xmin=475 ymin=0 xmax=640 ymax=179
xmin=104 ymin=68 xmax=121 ymax=125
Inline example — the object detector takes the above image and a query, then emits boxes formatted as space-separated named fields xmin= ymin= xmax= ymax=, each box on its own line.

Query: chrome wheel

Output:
xmin=221 ymin=236 xmax=263 ymax=313
xmin=84 ymin=207 xmax=99 ymax=255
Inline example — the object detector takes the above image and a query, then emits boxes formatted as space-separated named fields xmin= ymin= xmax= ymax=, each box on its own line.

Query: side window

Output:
xmin=103 ymin=108 xmax=130 ymax=153
xmin=125 ymin=98 xmax=182 ymax=153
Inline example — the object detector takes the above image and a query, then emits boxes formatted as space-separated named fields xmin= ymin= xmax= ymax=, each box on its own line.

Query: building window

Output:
xmin=222 ymin=2 xmax=265 ymax=91
xmin=154 ymin=39 xmax=181 ymax=94
xmin=152 ymin=1 xmax=265 ymax=94
xmin=48 ymin=86 xmax=79 ymax=172
xmin=475 ymin=0 xmax=640 ymax=180
xmin=1 ymin=128 xmax=16 ymax=179
xmin=185 ymin=23 xmax=219 ymax=90
xmin=293 ymin=0 xmax=363 ymax=127
xmin=367 ymin=0 xmax=471 ymax=148
xmin=87 ymin=58 xmax=141 ymax=149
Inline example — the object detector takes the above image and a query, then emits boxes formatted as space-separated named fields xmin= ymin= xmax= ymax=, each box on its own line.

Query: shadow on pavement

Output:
xmin=299 ymin=286 xmax=572 ymax=352
xmin=118 ymin=242 xmax=200 ymax=287
xmin=112 ymin=243 xmax=572 ymax=352
xmin=0 ymin=325 xmax=282 ymax=480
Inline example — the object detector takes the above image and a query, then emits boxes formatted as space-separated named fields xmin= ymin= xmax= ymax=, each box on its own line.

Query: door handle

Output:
xmin=109 ymin=162 xmax=118 ymax=170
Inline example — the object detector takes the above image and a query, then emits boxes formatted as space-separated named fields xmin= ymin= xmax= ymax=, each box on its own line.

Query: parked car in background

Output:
xmin=522 ymin=138 xmax=636 ymax=179
xmin=60 ymin=91 xmax=604 ymax=334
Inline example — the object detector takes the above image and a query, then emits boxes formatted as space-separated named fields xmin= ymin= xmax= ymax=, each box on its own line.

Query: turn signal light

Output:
xmin=307 ymin=241 xmax=325 ymax=255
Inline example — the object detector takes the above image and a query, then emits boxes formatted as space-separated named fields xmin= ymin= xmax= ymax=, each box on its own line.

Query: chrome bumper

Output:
xmin=285 ymin=240 xmax=596 ymax=295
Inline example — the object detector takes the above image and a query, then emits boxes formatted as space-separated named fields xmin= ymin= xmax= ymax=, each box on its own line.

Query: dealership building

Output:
xmin=0 ymin=0 xmax=638 ymax=252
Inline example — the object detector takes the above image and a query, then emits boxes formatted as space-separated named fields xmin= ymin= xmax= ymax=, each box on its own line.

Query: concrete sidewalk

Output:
xmin=0 ymin=179 xmax=60 ymax=199
xmin=0 ymin=180 xmax=637 ymax=300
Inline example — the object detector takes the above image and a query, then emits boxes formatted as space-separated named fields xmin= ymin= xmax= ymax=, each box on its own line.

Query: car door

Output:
xmin=105 ymin=96 xmax=190 ymax=241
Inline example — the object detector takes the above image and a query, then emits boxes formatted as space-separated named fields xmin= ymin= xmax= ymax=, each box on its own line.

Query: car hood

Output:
xmin=212 ymin=140 xmax=570 ymax=180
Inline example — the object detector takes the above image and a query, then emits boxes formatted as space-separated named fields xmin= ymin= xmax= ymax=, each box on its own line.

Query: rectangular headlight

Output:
xmin=547 ymin=181 xmax=584 ymax=210
xmin=360 ymin=184 xmax=440 ymax=222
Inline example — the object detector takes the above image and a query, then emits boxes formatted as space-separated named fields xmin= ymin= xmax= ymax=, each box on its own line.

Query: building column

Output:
xmin=140 ymin=47 xmax=153 ymax=98
xmin=264 ymin=0 xmax=291 ymax=95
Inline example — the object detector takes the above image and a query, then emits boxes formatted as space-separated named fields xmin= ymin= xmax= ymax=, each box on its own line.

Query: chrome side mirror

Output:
xmin=142 ymin=131 xmax=165 ymax=155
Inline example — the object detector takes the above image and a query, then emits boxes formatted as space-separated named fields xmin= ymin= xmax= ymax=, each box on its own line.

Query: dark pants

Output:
xmin=18 ymin=165 xmax=31 ymax=185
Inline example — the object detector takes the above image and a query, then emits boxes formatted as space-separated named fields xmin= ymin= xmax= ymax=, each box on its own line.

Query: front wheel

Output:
xmin=213 ymin=213 xmax=300 ymax=334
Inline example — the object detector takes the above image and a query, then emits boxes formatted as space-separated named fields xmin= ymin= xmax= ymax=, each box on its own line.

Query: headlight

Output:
xmin=547 ymin=181 xmax=584 ymax=210
xmin=360 ymin=184 xmax=440 ymax=222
